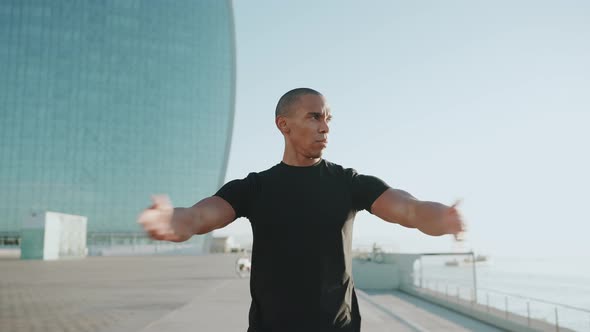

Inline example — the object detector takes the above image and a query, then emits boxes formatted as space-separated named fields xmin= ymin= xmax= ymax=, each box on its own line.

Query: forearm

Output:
xmin=173 ymin=197 xmax=236 ymax=236
xmin=171 ymin=207 xmax=201 ymax=237
xmin=410 ymin=201 xmax=449 ymax=236
xmin=372 ymin=188 xmax=460 ymax=237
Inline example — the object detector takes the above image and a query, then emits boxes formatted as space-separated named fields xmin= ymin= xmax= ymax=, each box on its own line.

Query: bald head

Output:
xmin=275 ymin=88 xmax=323 ymax=118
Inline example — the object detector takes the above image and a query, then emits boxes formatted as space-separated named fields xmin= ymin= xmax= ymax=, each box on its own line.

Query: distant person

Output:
xmin=137 ymin=88 xmax=465 ymax=332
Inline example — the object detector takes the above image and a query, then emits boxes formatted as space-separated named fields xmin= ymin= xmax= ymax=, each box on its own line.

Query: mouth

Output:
xmin=316 ymin=140 xmax=328 ymax=147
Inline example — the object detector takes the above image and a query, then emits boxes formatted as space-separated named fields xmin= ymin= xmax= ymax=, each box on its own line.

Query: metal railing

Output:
xmin=412 ymin=252 xmax=590 ymax=332
xmin=418 ymin=277 xmax=590 ymax=332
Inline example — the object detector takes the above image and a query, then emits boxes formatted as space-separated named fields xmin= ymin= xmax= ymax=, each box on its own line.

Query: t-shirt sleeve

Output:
xmin=214 ymin=173 xmax=256 ymax=219
xmin=350 ymin=170 xmax=391 ymax=213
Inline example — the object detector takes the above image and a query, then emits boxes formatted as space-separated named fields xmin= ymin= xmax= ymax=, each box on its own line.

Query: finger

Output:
xmin=151 ymin=194 xmax=172 ymax=208
xmin=161 ymin=233 xmax=183 ymax=242
xmin=148 ymin=229 xmax=163 ymax=240
xmin=140 ymin=213 xmax=173 ymax=230
xmin=146 ymin=226 xmax=173 ymax=239
xmin=137 ymin=209 xmax=162 ymax=226
xmin=450 ymin=217 xmax=466 ymax=232
xmin=143 ymin=223 xmax=170 ymax=235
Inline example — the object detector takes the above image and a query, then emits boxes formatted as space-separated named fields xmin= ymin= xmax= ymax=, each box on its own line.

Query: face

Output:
xmin=277 ymin=94 xmax=332 ymax=159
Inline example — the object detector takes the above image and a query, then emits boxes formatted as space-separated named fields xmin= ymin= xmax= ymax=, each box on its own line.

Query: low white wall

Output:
xmin=21 ymin=211 xmax=87 ymax=260
xmin=352 ymin=259 xmax=400 ymax=290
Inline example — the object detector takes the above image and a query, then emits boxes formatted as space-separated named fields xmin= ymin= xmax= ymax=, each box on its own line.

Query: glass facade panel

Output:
xmin=0 ymin=0 xmax=236 ymax=254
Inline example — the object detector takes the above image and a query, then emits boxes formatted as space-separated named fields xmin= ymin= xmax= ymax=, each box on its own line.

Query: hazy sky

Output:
xmin=214 ymin=0 xmax=590 ymax=258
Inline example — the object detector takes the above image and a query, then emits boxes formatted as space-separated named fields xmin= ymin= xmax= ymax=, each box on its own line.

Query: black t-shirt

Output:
xmin=215 ymin=159 xmax=390 ymax=332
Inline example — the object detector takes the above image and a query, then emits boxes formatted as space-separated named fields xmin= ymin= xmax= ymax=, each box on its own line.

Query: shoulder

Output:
xmin=323 ymin=159 xmax=358 ymax=178
xmin=236 ymin=163 xmax=282 ymax=185
xmin=253 ymin=163 xmax=282 ymax=178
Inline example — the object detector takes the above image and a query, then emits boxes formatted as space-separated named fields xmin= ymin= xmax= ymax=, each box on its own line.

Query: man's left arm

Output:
xmin=370 ymin=188 xmax=465 ymax=237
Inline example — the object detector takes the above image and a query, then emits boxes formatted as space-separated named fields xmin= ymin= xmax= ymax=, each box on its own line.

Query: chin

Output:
xmin=308 ymin=151 xmax=323 ymax=159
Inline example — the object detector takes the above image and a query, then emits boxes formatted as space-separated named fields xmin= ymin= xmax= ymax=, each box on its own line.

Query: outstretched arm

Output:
xmin=137 ymin=195 xmax=236 ymax=242
xmin=370 ymin=188 xmax=465 ymax=237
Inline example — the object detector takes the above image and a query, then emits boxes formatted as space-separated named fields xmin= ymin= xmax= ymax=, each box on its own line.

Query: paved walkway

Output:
xmin=0 ymin=254 xmax=505 ymax=332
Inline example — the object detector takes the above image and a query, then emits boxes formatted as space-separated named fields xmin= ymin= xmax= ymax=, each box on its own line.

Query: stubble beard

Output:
xmin=308 ymin=149 xmax=323 ymax=159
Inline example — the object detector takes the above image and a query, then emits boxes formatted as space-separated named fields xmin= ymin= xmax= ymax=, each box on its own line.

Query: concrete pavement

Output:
xmin=0 ymin=254 xmax=505 ymax=332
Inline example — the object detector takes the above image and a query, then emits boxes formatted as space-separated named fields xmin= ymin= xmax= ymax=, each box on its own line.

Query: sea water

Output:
xmin=418 ymin=255 xmax=590 ymax=331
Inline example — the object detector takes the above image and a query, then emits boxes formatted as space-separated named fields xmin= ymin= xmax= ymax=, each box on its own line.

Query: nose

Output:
xmin=319 ymin=119 xmax=330 ymax=134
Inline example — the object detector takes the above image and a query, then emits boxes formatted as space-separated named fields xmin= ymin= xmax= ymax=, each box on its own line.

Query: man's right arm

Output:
xmin=176 ymin=196 xmax=236 ymax=235
xmin=137 ymin=195 xmax=236 ymax=242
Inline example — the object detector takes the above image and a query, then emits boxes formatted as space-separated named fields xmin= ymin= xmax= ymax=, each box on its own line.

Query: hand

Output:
xmin=137 ymin=195 xmax=190 ymax=242
xmin=444 ymin=199 xmax=467 ymax=241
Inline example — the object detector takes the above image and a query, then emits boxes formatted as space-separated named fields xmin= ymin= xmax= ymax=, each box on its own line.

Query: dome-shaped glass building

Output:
xmin=0 ymin=1 xmax=236 ymax=254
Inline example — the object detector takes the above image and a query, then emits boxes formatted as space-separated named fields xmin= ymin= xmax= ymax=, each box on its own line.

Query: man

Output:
xmin=137 ymin=88 xmax=465 ymax=332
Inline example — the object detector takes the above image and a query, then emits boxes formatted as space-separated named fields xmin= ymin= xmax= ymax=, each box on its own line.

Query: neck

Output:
xmin=282 ymin=149 xmax=321 ymax=167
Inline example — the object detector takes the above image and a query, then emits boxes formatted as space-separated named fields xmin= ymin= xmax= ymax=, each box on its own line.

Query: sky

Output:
xmin=214 ymin=0 xmax=590 ymax=258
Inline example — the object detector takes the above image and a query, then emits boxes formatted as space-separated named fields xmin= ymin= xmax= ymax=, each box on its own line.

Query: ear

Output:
xmin=275 ymin=116 xmax=290 ymax=134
